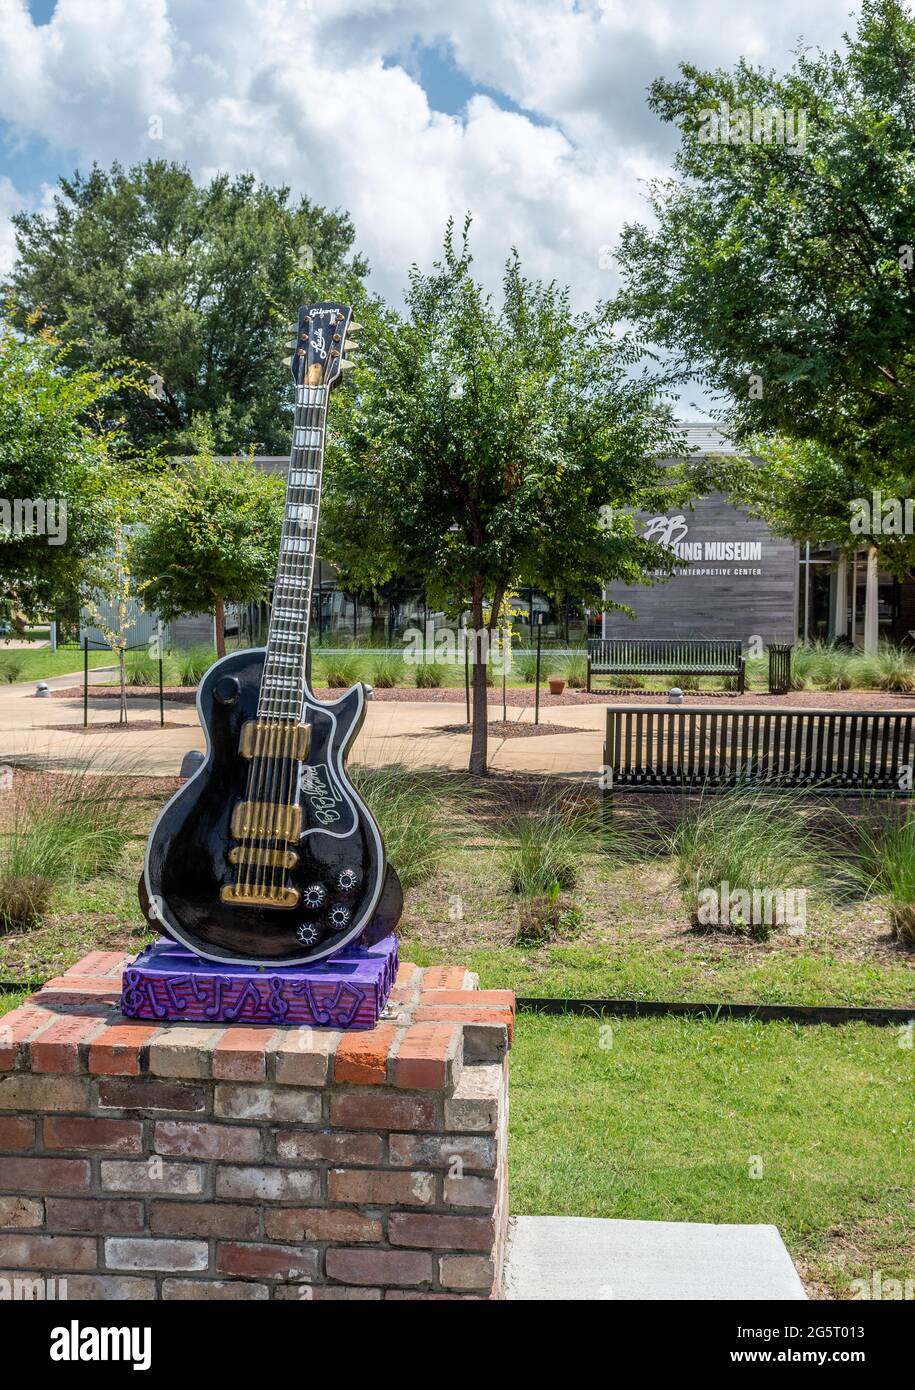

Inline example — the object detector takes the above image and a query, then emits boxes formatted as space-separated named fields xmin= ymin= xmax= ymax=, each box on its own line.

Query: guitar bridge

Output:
xmin=228 ymin=845 xmax=299 ymax=871
xmin=220 ymin=883 xmax=300 ymax=909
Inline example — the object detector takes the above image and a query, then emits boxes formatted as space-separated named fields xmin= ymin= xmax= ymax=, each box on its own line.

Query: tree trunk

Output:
xmin=214 ymin=597 xmax=226 ymax=658
xmin=118 ymin=646 xmax=127 ymax=725
xmin=469 ymin=578 xmax=488 ymax=775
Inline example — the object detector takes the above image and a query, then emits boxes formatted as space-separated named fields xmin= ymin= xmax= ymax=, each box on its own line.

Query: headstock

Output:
xmin=285 ymin=302 xmax=359 ymax=389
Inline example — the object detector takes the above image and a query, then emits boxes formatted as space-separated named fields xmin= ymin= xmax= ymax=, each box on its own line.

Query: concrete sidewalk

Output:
xmin=505 ymin=1216 xmax=808 ymax=1300
xmin=0 ymin=673 xmax=606 ymax=777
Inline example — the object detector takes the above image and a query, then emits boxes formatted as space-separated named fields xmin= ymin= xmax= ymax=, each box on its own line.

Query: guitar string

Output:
xmin=250 ymin=376 xmax=328 ymax=899
xmin=239 ymin=378 xmax=318 ymax=893
xmin=259 ymin=383 xmax=323 ymax=896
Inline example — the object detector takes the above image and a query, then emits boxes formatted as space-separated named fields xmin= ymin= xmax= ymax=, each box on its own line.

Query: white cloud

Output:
xmin=0 ymin=0 xmax=854 ymax=314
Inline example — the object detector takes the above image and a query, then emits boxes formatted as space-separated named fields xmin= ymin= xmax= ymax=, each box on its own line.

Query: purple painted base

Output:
xmin=120 ymin=934 xmax=398 ymax=1030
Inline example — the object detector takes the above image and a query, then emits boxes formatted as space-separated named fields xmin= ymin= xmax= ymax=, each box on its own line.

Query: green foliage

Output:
xmin=854 ymin=809 xmax=915 ymax=945
xmin=563 ymin=653 xmax=588 ymax=689
xmin=131 ymin=427 xmax=284 ymax=654
xmin=369 ymin=655 xmax=402 ymax=688
xmin=321 ymin=218 xmax=689 ymax=770
xmin=5 ymin=160 xmax=369 ymax=455
xmin=615 ymin=0 xmax=915 ymax=563
xmin=125 ymin=650 xmax=158 ymax=686
xmin=504 ymin=797 xmax=601 ymax=897
xmin=0 ymin=317 xmax=137 ymax=625
xmin=0 ymin=655 xmax=25 ymax=683
xmin=319 ymin=653 xmax=362 ymax=689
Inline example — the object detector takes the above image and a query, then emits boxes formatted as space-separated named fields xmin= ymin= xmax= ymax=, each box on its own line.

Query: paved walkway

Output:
xmin=0 ymin=671 xmax=606 ymax=777
xmin=505 ymin=1216 xmax=807 ymax=1300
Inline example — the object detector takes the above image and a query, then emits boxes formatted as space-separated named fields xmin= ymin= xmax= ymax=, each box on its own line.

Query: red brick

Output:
xmin=30 ymin=1014 xmax=108 ymax=1074
xmin=150 ymin=1201 xmax=259 ymax=1240
xmin=148 ymin=1026 xmax=222 ymax=1079
xmin=88 ymin=1022 xmax=159 ymax=1076
xmin=421 ymin=966 xmax=469 ymax=989
xmin=105 ymin=1237 xmax=208 ymax=1272
xmin=278 ymin=1284 xmax=381 ymax=1301
xmin=212 ymin=1028 xmax=278 ymax=1081
xmin=46 ymin=1198 xmax=144 ymax=1234
xmin=439 ymin=1254 xmax=496 ymax=1291
xmin=65 ymin=951 xmax=129 ymax=977
xmin=212 ymin=1084 xmax=321 ymax=1124
xmin=163 ymin=1279 xmax=269 ymax=1301
xmin=443 ymin=1174 xmax=498 ymax=1208
xmin=395 ymin=963 xmax=420 ymax=985
xmin=329 ymin=1093 xmax=437 ymax=1132
xmin=153 ymin=1119 xmax=262 ymax=1161
xmin=0 ymin=1073 xmax=91 ymax=1113
xmin=96 ymin=1077 xmax=208 ymax=1112
xmin=327 ymin=1168 xmax=435 ymax=1207
xmin=0 ymin=1116 xmax=35 ymax=1151
xmin=0 ymin=1155 xmax=90 ymax=1193
xmin=274 ymin=1130 xmax=383 ymax=1166
xmin=388 ymin=1212 xmax=494 ymax=1251
xmin=333 ymin=1025 xmax=397 ymax=1085
xmin=420 ymin=988 xmax=515 ymax=1011
xmin=415 ymin=1004 xmax=514 ymax=1042
xmin=392 ymin=1023 xmax=459 ymax=1090
xmin=264 ymin=1207 xmax=382 ymax=1243
xmin=214 ymin=1165 xmax=319 ymax=1203
xmin=43 ymin=1116 xmax=142 ymax=1154
xmin=0 ymin=1233 xmax=96 ymax=1269
xmin=59 ymin=1274 xmax=157 ymax=1298
xmin=272 ymin=1031 xmax=340 ymax=1086
xmin=216 ymin=1241 xmax=319 ymax=1280
xmin=0 ymin=1003 xmax=54 ymax=1068
xmin=388 ymin=1133 xmax=496 ymax=1172
xmin=325 ymin=1247 xmax=432 ymax=1287
xmin=0 ymin=1196 xmax=43 ymax=1228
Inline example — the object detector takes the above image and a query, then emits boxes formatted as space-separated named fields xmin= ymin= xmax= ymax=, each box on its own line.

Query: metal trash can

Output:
xmin=768 ymin=643 xmax=792 ymax=695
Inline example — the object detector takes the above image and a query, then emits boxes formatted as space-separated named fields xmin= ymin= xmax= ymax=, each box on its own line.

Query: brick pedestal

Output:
xmin=0 ymin=952 xmax=514 ymax=1300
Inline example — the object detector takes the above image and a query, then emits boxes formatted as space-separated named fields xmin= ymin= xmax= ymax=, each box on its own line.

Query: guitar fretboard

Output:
xmin=258 ymin=384 xmax=328 ymax=718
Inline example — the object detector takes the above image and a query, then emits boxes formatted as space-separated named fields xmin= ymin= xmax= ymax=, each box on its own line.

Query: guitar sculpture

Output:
xmin=142 ymin=303 xmax=402 ymax=966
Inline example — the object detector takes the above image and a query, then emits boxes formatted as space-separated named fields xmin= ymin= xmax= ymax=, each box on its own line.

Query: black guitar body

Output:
xmin=142 ymin=648 xmax=400 ymax=965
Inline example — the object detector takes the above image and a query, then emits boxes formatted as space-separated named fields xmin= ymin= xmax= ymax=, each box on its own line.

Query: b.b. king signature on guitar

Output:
xmin=299 ymin=762 xmax=343 ymax=826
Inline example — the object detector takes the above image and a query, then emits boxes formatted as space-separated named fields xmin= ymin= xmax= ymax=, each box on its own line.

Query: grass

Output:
xmin=317 ymin=653 xmax=363 ymax=689
xmin=853 ymin=807 xmax=915 ymax=946
xmin=0 ymin=648 xmax=113 ymax=682
xmin=349 ymin=763 xmax=455 ymax=891
xmin=0 ymin=768 xmax=139 ymax=932
xmin=177 ymin=646 xmax=217 ymax=686
xmin=669 ymin=788 xmax=832 ymax=938
xmin=509 ymin=1011 xmax=914 ymax=1298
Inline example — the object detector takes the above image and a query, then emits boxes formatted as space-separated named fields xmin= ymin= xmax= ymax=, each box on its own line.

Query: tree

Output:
xmin=321 ymin=219 xmax=688 ymax=773
xmin=0 ymin=315 xmax=138 ymax=626
xmin=4 ymin=160 xmax=370 ymax=455
xmin=614 ymin=0 xmax=915 ymax=532
xmin=83 ymin=521 xmax=139 ymax=725
xmin=131 ymin=425 xmax=285 ymax=658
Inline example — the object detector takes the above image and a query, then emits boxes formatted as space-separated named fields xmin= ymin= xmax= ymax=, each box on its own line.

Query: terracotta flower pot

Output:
xmin=548 ymin=677 xmax=566 ymax=695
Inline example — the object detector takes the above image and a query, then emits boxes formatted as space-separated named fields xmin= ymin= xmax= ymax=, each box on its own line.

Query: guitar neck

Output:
xmin=258 ymin=383 xmax=328 ymax=719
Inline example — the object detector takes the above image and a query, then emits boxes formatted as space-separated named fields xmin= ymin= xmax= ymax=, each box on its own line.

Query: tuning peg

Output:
xmin=339 ymin=358 xmax=356 ymax=371
xmin=348 ymin=321 xmax=363 ymax=332
xmin=283 ymin=356 xmax=293 ymax=368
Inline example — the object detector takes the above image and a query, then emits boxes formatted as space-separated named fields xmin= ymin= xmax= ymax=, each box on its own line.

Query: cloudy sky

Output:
xmin=0 ymin=0 xmax=857 ymax=347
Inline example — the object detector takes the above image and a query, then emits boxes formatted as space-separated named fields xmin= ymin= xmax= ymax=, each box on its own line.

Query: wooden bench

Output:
xmin=587 ymin=638 xmax=745 ymax=693
xmin=603 ymin=706 xmax=915 ymax=796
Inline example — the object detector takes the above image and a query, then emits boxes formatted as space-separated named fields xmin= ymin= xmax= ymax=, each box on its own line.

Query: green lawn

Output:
xmin=0 ymin=648 xmax=114 ymax=683
xmin=510 ymin=1011 xmax=914 ymax=1298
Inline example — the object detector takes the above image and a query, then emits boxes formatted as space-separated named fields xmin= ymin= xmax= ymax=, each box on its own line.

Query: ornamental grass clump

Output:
xmin=370 ymin=655 xmax=402 ymax=688
xmin=852 ymin=808 xmax=915 ymax=946
xmin=318 ymin=653 xmax=362 ymax=689
xmin=0 ymin=766 xmax=137 ymax=932
xmin=178 ymin=646 xmax=217 ymax=686
xmin=349 ymin=764 xmax=452 ymax=890
xmin=668 ymin=788 xmax=828 ymax=940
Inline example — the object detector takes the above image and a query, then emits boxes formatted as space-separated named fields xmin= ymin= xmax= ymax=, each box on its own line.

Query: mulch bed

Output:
xmin=47 ymin=721 xmax=187 ymax=733
xmin=441 ymin=720 xmax=591 ymax=738
xmin=52 ymin=683 xmax=915 ymax=712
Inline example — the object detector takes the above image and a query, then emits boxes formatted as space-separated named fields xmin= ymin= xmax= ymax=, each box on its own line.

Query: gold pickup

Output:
xmin=221 ymin=883 xmax=299 ymax=908
xmin=228 ymin=845 xmax=298 ymax=870
xmin=239 ymin=719 xmax=311 ymax=761
xmin=230 ymin=801 xmax=302 ymax=842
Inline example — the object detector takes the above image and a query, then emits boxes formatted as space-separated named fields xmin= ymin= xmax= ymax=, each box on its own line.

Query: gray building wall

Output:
xmin=603 ymin=488 xmax=798 ymax=646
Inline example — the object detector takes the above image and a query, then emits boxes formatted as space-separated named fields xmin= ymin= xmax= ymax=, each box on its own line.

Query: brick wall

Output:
xmin=0 ymin=951 xmax=514 ymax=1300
